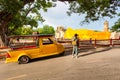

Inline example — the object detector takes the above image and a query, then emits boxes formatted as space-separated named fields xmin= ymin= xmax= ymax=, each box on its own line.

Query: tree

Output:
xmin=21 ymin=27 xmax=33 ymax=35
xmin=37 ymin=28 xmax=43 ymax=34
xmin=42 ymin=25 xmax=55 ymax=34
xmin=36 ymin=25 xmax=55 ymax=34
xmin=12 ymin=26 xmax=33 ymax=35
xmin=111 ymin=18 xmax=120 ymax=32
xmin=0 ymin=0 xmax=53 ymax=45
xmin=67 ymin=0 xmax=120 ymax=24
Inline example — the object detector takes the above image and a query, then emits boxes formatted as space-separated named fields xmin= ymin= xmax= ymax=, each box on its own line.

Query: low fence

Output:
xmin=0 ymin=38 xmax=120 ymax=49
xmin=58 ymin=38 xmax=120 ymax=49
xmin=0 ymin=42 xmax=5 ymax=49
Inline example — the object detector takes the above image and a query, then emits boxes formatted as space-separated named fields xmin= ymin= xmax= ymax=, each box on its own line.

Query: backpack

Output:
xmin=72 ymin=40 xmax=77 ymax=45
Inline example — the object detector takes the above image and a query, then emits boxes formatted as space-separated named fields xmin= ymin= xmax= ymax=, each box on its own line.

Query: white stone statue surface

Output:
xmin=55 ymin=26 xmax=65 ymax=40
xmin=110 ymin=32 xmax=120 ymax=39
xmin=104 ymin=20 xmax=109 ymax=32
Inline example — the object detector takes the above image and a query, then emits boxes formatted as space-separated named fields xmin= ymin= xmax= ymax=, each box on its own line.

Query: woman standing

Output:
xmin=72 ymin=34 xmax=79 ymax=58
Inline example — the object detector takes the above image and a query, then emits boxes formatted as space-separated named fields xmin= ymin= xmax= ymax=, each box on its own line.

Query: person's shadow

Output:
xmin=77 ymin=47 xmax=112 ymax=58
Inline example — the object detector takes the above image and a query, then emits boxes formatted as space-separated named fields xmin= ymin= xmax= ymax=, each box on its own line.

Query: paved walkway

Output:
xmin=1 ymin=46 xmax=120 ymax=80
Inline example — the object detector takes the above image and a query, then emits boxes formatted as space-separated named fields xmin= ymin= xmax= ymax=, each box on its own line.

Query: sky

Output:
xmin=39 ymin=1 xmax=120 ymax=31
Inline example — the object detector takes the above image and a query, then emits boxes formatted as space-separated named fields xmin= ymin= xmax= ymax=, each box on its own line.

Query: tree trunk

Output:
xmin=0 ymin=12 xmax=12 ymax=46
xmin=0 ymin=25 xmax=9 ymax=46
xmin=0 ymin=36 xmax=4 ymax=47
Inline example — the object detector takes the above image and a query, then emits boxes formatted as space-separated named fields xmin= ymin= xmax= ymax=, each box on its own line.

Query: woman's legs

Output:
xmin=75 ymin=46 xmax=78 ymax=58
xmin=72 ymin=46 xmax=78 ymax=58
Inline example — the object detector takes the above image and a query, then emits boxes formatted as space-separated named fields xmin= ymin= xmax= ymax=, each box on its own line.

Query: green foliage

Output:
xmin=21 ymin=27 xmax=33 ymax=35
xmin=10 ymin=25 xmax=55 ymax=35
xmin=11 ymin=26 xmax=33 ymax=35
xmin=42 ymin=25 xmax=55 ymax=34
xmin=11 ymin=27 xmax=22 ymax=35
xmin=94 ymin=30 xmax=100 ymax=32
xmin=111 ymin=19 xmax=120 ymax=32
xmin=37 ymin=28 xmax=43 ymax=34
xmin=36 ymin=25 xmax=55 ymax=34
xmin=0 ymin=0 xmax=23 ymax=13
xmin=0 ymin=0 xmax=53 ymax=36
xmin=67 ymin=0 xmax=120 ymax=24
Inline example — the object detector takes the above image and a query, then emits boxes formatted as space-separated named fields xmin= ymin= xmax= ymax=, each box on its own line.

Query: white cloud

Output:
xmin=39 ymin=1 xmax=85 ymax=29
xmin=38 ymin=1 xmax=119 ymax=31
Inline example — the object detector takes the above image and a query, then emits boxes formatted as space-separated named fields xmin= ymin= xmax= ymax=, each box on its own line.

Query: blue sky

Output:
xmin=39 ymin=1 xmax=120 ymax=31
